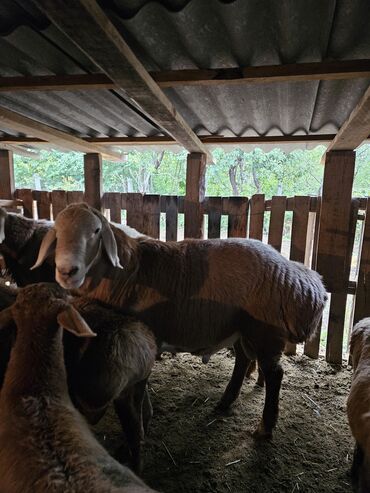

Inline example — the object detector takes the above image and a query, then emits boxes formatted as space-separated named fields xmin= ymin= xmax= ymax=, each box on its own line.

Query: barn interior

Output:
xmin=0 ymin=1 xmax=369 ymax=492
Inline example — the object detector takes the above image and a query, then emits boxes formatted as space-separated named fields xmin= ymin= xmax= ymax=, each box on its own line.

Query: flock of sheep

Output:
xmin=0 ymin=202 xmax=368 ymax=492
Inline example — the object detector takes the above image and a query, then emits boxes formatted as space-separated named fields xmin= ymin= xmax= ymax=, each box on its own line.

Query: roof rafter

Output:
xmin=0 ymin=59 xmax=369 ymax=92
xmin=326 ymin=84 xmax=370 ymax=152
xmin=28 ymin=0 xmax=209 ymax=158
xmin=0 ymin=107 xmax=122 ymax=160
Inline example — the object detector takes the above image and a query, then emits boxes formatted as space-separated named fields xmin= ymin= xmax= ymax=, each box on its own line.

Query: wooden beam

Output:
xmin=0 ymin=73 xmax=114 ymax=92
xmin=184 ymin=153 xmax=206 ymax=238
xmin=0 ymin=134 xmax=354 ymax=146
xmin=84 ymin=153 xmax=102 ymax=210
xmin=0 ymin=150 xmax=15 ymax=199
xmin=152 ymin=59 xmax=370 ymax=88
xmin=0 ymin=107 xmax=121 ymax=160
xmin=31 ymin=0 xmax=209 ymax=157
xmin=0 ymin=144 xmax=40 ymax=158
xmin=0 ymin=60 xmax=369 ymax=91
xmin=326 ymin=84 xmax=370 ymax=151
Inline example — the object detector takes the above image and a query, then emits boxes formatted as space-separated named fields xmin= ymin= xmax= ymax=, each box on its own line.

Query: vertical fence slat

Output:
xmin=15 ymin=189 xmax=34 ymax=218
xmin=268 ymin=196 xmax=286 ymax=252
xmin=105 ymin=192 xmax=122 ymax=223
xmin=285 ymin=196 xmax=311 ymax=355
xmin=165 ymin=195 xmax=178 ymax=241
xmin=354 ymin=198 xmax=370 ymax=324
xmin=227 ymin=197 xmax=248 ymax=238
xmin=126 ymin=193 xmax=143 ymax=231
xmin=249 ymin=194 xmax=265 ymax=240
xmin=50 ymin=190 xmax=67 ymax=220
xmin=67 ymin=191 xmax=84 ymax=204
xmin=304 ymin=197 xmax=322 ymax=358
xmin=143 ymin=194 xmax=160 ymax=239
xmin=33 ymin=190 xmax=51 ymax=220
xmin=207 ymin=197 xmax=222 ymax=239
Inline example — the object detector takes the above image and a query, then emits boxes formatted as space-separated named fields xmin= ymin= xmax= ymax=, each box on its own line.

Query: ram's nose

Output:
xmin=57 ymin=265 xmax=80 ymax=279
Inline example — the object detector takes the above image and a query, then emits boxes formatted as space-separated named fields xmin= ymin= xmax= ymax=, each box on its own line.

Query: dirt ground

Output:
xmin=94 ymin=350 xmax=354 ymax=493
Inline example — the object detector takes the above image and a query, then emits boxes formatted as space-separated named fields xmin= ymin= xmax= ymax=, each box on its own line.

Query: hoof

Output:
xmin=252 ymin=421 xmax=272 ymax=439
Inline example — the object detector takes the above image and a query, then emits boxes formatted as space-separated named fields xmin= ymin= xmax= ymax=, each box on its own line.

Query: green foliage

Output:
xmin=13 ymin=144 xmax=370 ymax=198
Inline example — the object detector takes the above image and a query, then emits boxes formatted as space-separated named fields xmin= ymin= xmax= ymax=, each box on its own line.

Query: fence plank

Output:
xmin=67 ymin=191 xmax=84 ymax=204
xmin=143 ymin=194 xmax=160 ymax=239
xmin=227 ymin=197 xmax=248 ymax=238
xmin=164 ymin=195 xmax=178 ymax=241
xmin=353 ymin=198 xmax=370 ymax=324
xmin=105 ymin=192 xmax=122 ymax=223
xmin=32 ymin=190 xmax=51 ymax=220
xmin=249 ymin=194 xmax=265 ymax=240
xmin=285 ymin=196 xmax=311 ymax=355
xmin=15 ymin=188 xmax=34 ymax=218
xmin=304 ymin=197 xmax=322 ymax=358
xmin=50 ymin=190 xmax=67 ymax=219
xmin=207 ymin=197 xmax=222 ymax=239
xmin=126 ymin=193 xmax=143 ymax=231
xmin=268 ymin=196 xmax=286 ymax=252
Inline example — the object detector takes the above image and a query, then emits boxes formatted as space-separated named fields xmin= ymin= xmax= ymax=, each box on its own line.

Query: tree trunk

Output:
xmin=229 ymin=165 xmax=239 ymax=195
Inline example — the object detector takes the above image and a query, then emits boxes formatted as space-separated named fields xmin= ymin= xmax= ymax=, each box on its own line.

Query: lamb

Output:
xmin=0 ymin=207 xmax=146 ymax=287
xmin=0 ymin=283 xmax=156 ymax=472
xmin=347 ymin=318 xmax=370 ymax=492
xmin=0 ymin=282 xmax=157 ymax=493
xmin=34 ymin=203 xmax=327 ymax=437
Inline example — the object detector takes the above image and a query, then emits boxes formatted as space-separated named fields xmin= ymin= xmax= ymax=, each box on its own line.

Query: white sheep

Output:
xmin=0 ymin=282 xmax=157 ymax=493
xmin=347 ymin=317 xmax=370 ymax=492
xmin=33 ymin=203 xmax=328 ymax=437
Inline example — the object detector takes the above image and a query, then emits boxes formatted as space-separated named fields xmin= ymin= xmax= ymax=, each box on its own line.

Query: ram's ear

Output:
xmin=0 ymin=208 xmax=7 ymax=244
xmin=31 ymin=229 xmax=56 ymax=270
xmin=91 ymin=208 xmax=123 ymax=269
xmin=0 ymin=306 xmax=14 ymax=331
xmin=57 ymin=305 xmax=96 ymax=338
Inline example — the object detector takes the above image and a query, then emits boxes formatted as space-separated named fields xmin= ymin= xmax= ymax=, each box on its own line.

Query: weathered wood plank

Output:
xmin=0 ymin=150 xmax=14 ymax=199
xmin=285 ymin=196 xmax=311 ymax=355
xmin=207 ymin=197 xmax=222 ymax=239
xmin=184 ymin=153 xmax=206 ymax=238
xmin=50 ymin=190 xmax=68 ymax=219
xmin=248 ymin=194 xmax=265 ymax=240
xmin=33 ymin=190 xmax=51 ymax=220
xmin=105 ymin=192 xmax=122 ymax=223
xmin=15 ymin=189 xmax=34 ymax=218
xmin=354 ymin=198 xmax=370 ymax=324
xmin=227 ymin=197 xmax=248 ymax=238
xmin=84 ymin=153 xmax=102 ymax=210
xmin=67 ymin=191 xmax=84 ymax=204
xmin=268 ymin=196 xmax=287 ymax=252
xmin=143 ymin=194 xmax=161 ymax=239
xmin=164 ymin=195 xmax=178 ymax=242
xmin=126 ymin=193 xmax=143 ymax=232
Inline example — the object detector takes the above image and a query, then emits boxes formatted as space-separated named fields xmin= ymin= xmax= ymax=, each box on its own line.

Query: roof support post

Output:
xmin=84 ymin=153 xmax=102 ymax=211
xmin=316 ymin=150 xmax=355 ymax=363
xmin=184 ymin=152 xmax=206 ymax=239
xmin=0 ymin=149 xmax=15 ymax=199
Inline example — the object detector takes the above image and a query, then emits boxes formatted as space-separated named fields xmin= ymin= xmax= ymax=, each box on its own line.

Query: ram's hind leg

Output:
xmin=253 ymin=355 xmax=284 ymax=438
xmin=217 ymin=339 xmax=251 ymax=411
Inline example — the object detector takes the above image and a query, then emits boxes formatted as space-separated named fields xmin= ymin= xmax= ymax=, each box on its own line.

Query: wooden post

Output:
xmin=316 ymin=150 xmax=356 ymax=364
xmin=184 ymin=152 xmax=206 ymax=238
xmin=0 ymin=150 xmax=15 ymax=199
xmin=84 ymin=153 xmax=102 ymax=210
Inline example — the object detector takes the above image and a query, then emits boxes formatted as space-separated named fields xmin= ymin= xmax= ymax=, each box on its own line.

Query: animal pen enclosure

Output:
xmin=2 ymin=187 xmax=369 ymax=364
xmin=0 ymin=0 xmax=369 ymax=492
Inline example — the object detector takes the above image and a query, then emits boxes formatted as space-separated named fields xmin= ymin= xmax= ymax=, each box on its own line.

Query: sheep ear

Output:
xmin=57 ymin=305 xmax=96 ymax=338
xmin=31 ymin=229 xmax=56 ymax=270
xmin=0 ymin=208 xmax=7 ymax=244
xmin=91 ymin=209 xmax=123 ymax=269
xmin=0 ymin=306 xmax=14 ymax=331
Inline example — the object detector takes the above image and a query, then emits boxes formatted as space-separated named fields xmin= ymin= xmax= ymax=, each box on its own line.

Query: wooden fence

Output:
xmin=6 ymin=189 xmax=370 ymax=364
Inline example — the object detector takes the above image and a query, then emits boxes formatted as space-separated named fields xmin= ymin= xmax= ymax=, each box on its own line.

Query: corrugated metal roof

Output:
xmin=0 ymin=0 xmax=369 ymax=150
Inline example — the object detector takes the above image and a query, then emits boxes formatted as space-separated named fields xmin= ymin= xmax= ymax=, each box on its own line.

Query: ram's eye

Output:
xmin=94 ymin=228 xmax=101 ymax=234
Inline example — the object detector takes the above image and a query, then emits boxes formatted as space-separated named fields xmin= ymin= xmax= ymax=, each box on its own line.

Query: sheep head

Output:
xmin=32 ymin=203 xmax=122 ymax=289
xmin=0 ymin=282 xmax=96 ymax=338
